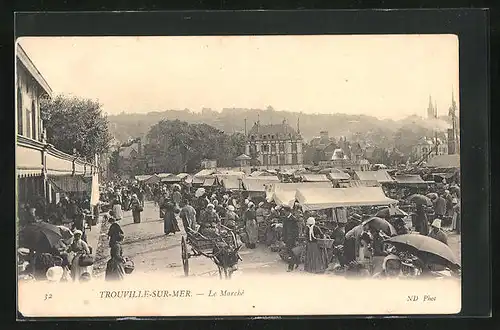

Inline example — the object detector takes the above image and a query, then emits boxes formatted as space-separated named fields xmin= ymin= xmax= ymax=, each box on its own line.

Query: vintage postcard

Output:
xmin=16 ymin=34 xmax=461 ymax=317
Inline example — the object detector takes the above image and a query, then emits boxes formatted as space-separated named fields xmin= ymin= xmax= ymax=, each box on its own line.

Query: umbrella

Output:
xmin=20 ymin=222 xmax=63 ymax=253
xmin=385 ymin=234 xmax=460 ymax=269
xmin=375 ymin=207 xmax=408 ymax=218
xmin=195 ymin=188 xmax=206 ymax=198
xmin=426 ymin=193 xmax=438 ymax=200
xmin=449 ymin=185 xmax=460 ymax=195
xmin=407 ymin=194 xmax=433 ymax=206
xmin=362 ymin=217 xmax=397 ymax=236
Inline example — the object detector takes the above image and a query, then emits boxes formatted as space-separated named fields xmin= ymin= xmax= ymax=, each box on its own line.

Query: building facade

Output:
xmin=16 ymin=44 xmax=98 ymax=210
xmin=245 ymin=120 xmax=303 ymax=168
xmin=412 ymin=137 xmax=448 ymax=162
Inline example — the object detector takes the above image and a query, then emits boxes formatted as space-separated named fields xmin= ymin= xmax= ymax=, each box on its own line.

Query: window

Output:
xmin=17 ymin=87 xmax=23 ymax=134
xmin=422 ymin=147 xmax=428 ymax=153
xmin=271 ymin=135 xmax=275 ymax=139
xmin=262 ymin=145 xmax=269 ymax=153
xmin=279 ymin=143 xmax=285 ymax=153
xmin=271 ymin=155 xmax=278 ymax=165
xmin=271 ymin=144 xmax=276 ymax=153
xmin=25 ymin=107 xmax=32 ymax=139
xmin=291 ymin=143 xmax=297 ymax=152
xmin=292 ymin=154 xmax=298 ymax=164
xmin=31 ymin=100 xmax=36 ymax=140
xmin=279 ymin=155 xmax=286 ymax=165
xmin=263 ymin=155 xmax=269 ymax=166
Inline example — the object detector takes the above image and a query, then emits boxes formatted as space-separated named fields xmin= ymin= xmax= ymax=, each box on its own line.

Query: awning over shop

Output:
xmin=425 ymin=154 xmax=460 ymax=169
xmin=48 ymin=175 xmax=91 ymax=193
xmin=135 ymin=175 xmax=152 ymax=181
xmin=296 ymin=187 xmax=398 ymax=211
xmin=354 ymin=170 xmax=395 ymax=183
xmin=192 ymin=177 xmax=204 ymax=185
xmin=300 ymin=174 xmax=330 ymax=182
xmin=162 ymin=175 xmax=182 ymax=183
xmin=16 ymin=141 xmax=43 ymax=177
xmin=194 ymin=169 xmax=217 ymax=177
xmin=272 ymin=189 xmax=297 ymax=208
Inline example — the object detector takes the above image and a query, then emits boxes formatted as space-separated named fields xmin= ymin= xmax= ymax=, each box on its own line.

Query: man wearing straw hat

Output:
xmin=428 ymin=219 xmax=448 ymax=245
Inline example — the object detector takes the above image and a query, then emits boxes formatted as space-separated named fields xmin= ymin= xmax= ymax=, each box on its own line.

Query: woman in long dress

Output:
xmin=68 ymin=230 xmax=91 ymax=282
xmin=244 ymin=202 xmax=258 ymax=249
xmin=105 ymin=243 xmax=125 ymax=281
xmin=130 ymin=194 xmax=142 ymax=224
xmin=107 ymin=217 xmax=124 ymax=247
xmin=304 ymin=217 xmax=327 ymax=274
xmin=112 ymin=195 xmax=123 ymax=222
xmin=163 ymin=202 xmax=180 ymax=235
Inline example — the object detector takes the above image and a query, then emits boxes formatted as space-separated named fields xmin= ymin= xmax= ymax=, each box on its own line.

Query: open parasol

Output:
xmin=407 ymin=194 xmax=433 ymax=206
xmin=375 ymin=207 xmax=408 ymax=218
xmin=20 ymin=222 xmax=63 ymax=253
xmin=385 ymin=234 xmax=460 ymax=270
xmin=362 ymin=216 xmax=397 ymax=236
xmin=57 ymin=225 xmax=74 ymax=240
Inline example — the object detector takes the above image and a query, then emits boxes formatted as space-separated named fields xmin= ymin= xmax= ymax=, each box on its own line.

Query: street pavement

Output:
xmin=92 ymin=201 xmax=461 ymax=280
xmin=92 ymin=201 xmax=286 ymax=279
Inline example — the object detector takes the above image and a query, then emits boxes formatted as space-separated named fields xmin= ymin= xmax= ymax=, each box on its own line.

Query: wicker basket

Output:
xmin=124 ymin=259 xmax=135 ymax=274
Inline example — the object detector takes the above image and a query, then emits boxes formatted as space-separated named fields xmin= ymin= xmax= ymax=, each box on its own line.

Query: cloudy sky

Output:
xmin=18 ymin=35 xmax=459 ymax=119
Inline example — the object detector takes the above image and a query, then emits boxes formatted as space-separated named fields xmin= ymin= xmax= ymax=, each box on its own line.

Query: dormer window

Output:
xmin=271 ymin=135 xmax=275 ymax=139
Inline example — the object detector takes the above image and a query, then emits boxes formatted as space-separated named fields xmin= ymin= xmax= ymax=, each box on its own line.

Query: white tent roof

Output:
xmin=242 ymin=176 xmax=280 ymax=192
xmin=295 ymin=187 xmax=398 ymax=211
xmin=194 ymin=169 xmax=217 ymax=177
xmin=265 ymin=182 xmax=332 ymax=201
xmin=354 ymin=170 xmax=395 ymax=183
xmin=300 ymin=174 xmax=330 ymax=182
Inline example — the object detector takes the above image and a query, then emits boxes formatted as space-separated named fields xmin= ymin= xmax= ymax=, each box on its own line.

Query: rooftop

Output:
xmin=248 ymin=121 xmax=301 ymax=140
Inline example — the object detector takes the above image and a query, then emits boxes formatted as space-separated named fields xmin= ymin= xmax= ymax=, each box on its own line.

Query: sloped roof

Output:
xmin=296 ymin=187 xmax=398 ymax=211
xmin=119 ymin=145 xmax=139 ymax=158
xmin=221 ymin=177 xmax=243 ymax=190
xmin=354 ymin=170 xmax=395 ymax=183
xmin=265 ymin=182 xmax=333 ymax=202
xmin=250 ymin=171 xmax=274 ymax=177
xmin=194 ymin=169 xmax=217 ymax=177
xmin=425 ymin=154 xmax=460 ymax=168
xmin=328 ymin=172 xmax=351 ymax=180
xmin=176 ymin=173 xmax=190 ymax=179
xmin=248 ymin=122 xmax=301 ymax=139
xmin=156 ymin=173 xmax=173 ymax=178
xmin=203 ymin=178 xmax=216 ymax=187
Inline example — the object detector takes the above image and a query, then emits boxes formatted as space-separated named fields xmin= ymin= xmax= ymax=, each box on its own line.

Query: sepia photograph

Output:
xmin=16 ymin=34 xmax=462 ymax=317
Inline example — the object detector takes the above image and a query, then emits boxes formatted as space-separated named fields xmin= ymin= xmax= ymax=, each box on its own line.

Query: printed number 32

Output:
xmin=44 ymin=293 xmax=52 ymax=300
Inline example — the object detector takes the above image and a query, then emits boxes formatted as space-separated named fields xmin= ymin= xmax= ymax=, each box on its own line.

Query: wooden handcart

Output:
xmin=181 ymin=224 xmax=242 ymax=279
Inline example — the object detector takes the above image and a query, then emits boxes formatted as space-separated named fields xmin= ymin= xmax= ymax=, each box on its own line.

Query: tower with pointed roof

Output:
xmin=427 ymin=95 xmax=435 ymax=119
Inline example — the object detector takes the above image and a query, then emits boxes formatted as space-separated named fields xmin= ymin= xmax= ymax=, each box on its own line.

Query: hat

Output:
xmin=227 ymin=205 xmax=235 ymax=212
xmin=207 ymin=204 xmax=215 ymax=209
xmin=306 ymin=217 xmax=315 ymax=226
xmin=258 ymin=202 xmax=264 ymax=207
xmin=382 ymin=254 xmax=401 ymax=271
xmin=73 ymin=229 xmax=83 ymax=236
xmin=46 ymin=266 xmax=64 ymax=282
xmin=431 ymin=219 xmax=442 ymax=229
xmin=223 ymin=195 xmax=229 ymax=199
xmin=248 ymin=202 xmax=255 ymax=208
xmin=244 ymin=199 xmax=249 ymax=204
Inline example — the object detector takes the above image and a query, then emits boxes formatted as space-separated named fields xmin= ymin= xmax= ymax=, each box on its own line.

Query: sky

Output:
xmin=17 ymin=35 xmax=459 ymax=120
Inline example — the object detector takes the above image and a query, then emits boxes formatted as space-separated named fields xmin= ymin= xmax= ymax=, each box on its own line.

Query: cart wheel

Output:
xmin=181 ymin=236 xmax=189 ymax=277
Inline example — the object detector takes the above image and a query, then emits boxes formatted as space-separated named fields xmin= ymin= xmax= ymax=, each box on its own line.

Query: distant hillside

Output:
xmin=107 ymin=108 xmax=452 ymax=148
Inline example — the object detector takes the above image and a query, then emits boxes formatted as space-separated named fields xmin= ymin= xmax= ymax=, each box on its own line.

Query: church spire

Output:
xmin=297 ymin=116 xmax=300 ymax=134
xmin=427 ymin=95 xmax=434 ymax=119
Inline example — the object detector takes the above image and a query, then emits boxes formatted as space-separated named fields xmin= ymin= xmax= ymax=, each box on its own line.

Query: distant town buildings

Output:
xmin=412 ymin=137 xmax=448 ymax=162
xmin=245 ymin=119 xmax=304 ymax=167
xmin=201 ymin=159 xmax=217 ymax=169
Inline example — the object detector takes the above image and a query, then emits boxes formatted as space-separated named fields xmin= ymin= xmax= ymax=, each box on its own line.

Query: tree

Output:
xmin=145 ymin=120 xmax=247 ymax=173
xmin=108 ymin=149 xmax=121 ymax=176
xmin=40 ymin=95 xmax=112 ymax=160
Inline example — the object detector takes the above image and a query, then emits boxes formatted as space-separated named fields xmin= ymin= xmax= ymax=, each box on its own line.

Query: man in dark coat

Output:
xmin=281 ymin=205 xmax=300 ymax=271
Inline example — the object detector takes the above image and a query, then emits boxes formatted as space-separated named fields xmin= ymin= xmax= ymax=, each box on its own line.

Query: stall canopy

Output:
xmin=135 ymin=175 xmax=151 ymax=182
xmin=250 ymin=171 xmax=274 ymax=177
xmin=393 ymin=175 xmax=430 ymax=185
xmin=300 ymin=174 xmax=330 ymax=182
xmin=265 ymin=182 xmax=332 ymax=201
xmin=354 ymin=170 xmax=395 ymax=183
xmin=424 ymin=154 xmax=460 ymax=169
xmin=338 ymin=180 xmax=380 ymax=188
xmin=202 ymin=178 xmax=216 ymax=187
xmin=221 ymin=177 xmax=243 ymax=190
xmin=327 ymin=171 xmax=351 ymax=180
xmin=194 ymin=169 xmax=217 ymax=177
xmin=272 ymin=190 xmax=297 ymax=208
xmin=242 ymin=177 xmax=280 ymax=192
xmin=296 ymin=187 xmax=398 ymax=211
xmin=162 ymin=175 xmax=182 ymax=183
